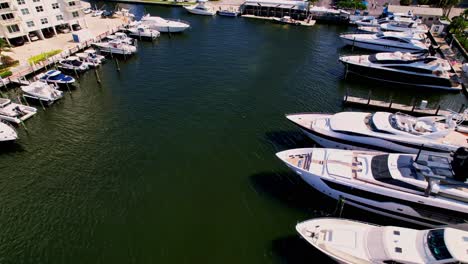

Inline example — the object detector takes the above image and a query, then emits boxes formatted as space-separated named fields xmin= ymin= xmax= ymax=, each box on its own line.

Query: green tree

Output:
xmin=439 ymin=0 xmax=460 ymax=17
xmin=417 ymin=0 xmax=430 ymax=4
xmin=400 ymin=0 xmax=411 ymax=5
xmin=0 ymin=38 xmax=10 ymax=56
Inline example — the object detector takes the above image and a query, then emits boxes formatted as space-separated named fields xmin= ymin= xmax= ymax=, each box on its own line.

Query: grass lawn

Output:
xmin=28 ymin=49 xmax=62 ymax=65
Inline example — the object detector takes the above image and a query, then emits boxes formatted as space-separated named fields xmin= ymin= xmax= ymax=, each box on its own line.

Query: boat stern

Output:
xmin=0 ymin=122 xmax=18 ymax=142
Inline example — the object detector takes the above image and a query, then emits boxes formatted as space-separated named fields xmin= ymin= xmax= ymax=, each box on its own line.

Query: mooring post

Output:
xmin=344 ymin=63 xmax=348 ymax=80
xmin=458 ymin=104 xmax=465 ymax=113
xmin=351 ymin=37 xmax=355 ymax=52
xmin=167 ymin=26 xmax=171 ymax=39
xmin=435 ymin=104 xmax=441 ymax=115
xmin=94 ymin=68 xmax=101 ymax=83
xmin=22 ymin=95 xmax=29 ymax=106
xmin=411 ymin=98 xmax=416 ymax=112
xmin=388 ymin=94 xmax=393 ymax=109
xmin=66 ymin=83 xmax=72 ymax=94
xmin=39 ymin=98 xmax=45 ymax=110
xmin=115 ymin=58 xmax=120 ymax=72
xmin=344 ymin=88 xmax=349 ymax=102
xmin=367 ymin=90 xmax=372 ymax=105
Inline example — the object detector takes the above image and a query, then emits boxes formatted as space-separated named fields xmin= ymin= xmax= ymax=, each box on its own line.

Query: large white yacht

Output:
xmin=339 ymin=51 xmax=462 ymax=90
xmin=296 ymin=218 xmax=468 ymax=264
xmin=286 ymin=111 xmax=468 ymax=154
xmin=184 ymin=0 xmax=215 ymax=16
xmin=276 ymin=148 xmax=468 ymax=227
xmin=140 ymin=15 xmax=190 ymax=32
xmin=380 ymin=21 xmax=428 ymax=33
xmin=0 ymin=121 xmax=17 ymax=142
xmin=340 ymin=32 xmax=428 ymax=52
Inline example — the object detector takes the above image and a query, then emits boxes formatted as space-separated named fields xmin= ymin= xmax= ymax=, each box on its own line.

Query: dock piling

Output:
xmin=366 ymin=90 xmax=372 ymax=105
xmin=388 ymin=94 xmax=393 ymax=109
xmin=39 ymin=98 xmax=45 ymax=110
xmin=22 ymin=95 xmax=29 ymax=106
xmin=94 ymin=68 xmax=101 ymax=83
xmin=351 ymin=37 xmax=355 ymax=52
xmin=115 ymin=58 xmax=121 ymax=72
xmin=458 ymin=104 xmax=465 ymax=113
xmin=411 ymin=98 xmax=416 ymax=112
xmin=435 ymin=105 xmax=441 ymax=115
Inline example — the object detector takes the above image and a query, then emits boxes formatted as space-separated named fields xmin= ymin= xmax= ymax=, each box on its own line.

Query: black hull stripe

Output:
xmin=322 ymin=179 xmax=467 ymax=224
xmin=293 ymin=121 xmax=448 ymax=153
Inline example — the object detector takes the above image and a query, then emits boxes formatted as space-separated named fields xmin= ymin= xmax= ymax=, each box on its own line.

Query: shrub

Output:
xmin=28 ymin=49 xmax=62 ymax=65
xmin=400 ymin=0 xmax=411 ymax=5
xmin=0 ymin=56 xmax=19 ymax=69
xmin=0 ymin=70 xmax=12 ymax=78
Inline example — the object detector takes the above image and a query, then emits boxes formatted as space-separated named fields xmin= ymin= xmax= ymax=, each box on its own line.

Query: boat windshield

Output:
xmin=427 ymin=229 xmax=453 ymax=261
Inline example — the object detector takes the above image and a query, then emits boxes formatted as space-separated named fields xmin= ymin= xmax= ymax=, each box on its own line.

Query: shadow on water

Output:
xmin=271 ymin=235 xmax=335 ymax=264
xmin=264 ymin=130 xmax=317 ymax=152
xmin=0 ymin=142 xmax=24 ymax=156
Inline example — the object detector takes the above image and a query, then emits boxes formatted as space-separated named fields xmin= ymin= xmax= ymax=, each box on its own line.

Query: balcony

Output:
xmin=0 ymin=16 xmax=21 ymax=25
xmin=0 ymin=5 xmax=17 ymax=14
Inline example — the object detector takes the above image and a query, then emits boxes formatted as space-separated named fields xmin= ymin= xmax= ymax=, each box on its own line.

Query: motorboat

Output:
xmin=340 ymin=31 xmax=428 ymax=52
xmin=21 ymin=81 xmax=63 ymax=105
xmin=57 ymin=56 xmax=89 ymax=72
xmin=114 ymin=8 xmax=134 ymax=19
xmin=140 ymin=15 xmax=190 ymax=33
xmin=217 ymin=9 xmax=240 ymax=17
xmin=83 ymin=7 xmax=92 ymax=14
xmin=105 ymin=32 xmax=134 ymax=45
xmin=0 ymin=98 xmax=37 ymax=124
xmin=84 ymin=49 xmax=106 ymax=62
xmin=276 ymin=147 xmax=468 ymax=227
xmin=93 ymin=39 xmax=137 ymax=55
xmin=184 ymin=0 xmax=215 ymax=16
xmin=380 ymin=21 xmax=428 ymax=33
xmin=339 ymin=51 xmax=462 ymax=90
xmin=272 ymin=16 xmax=301 ymax=25
xmin=38 ymin=70 xmax=75 ymax=85
xmin=127 ymin=25 xmax=160 ymax=40
xmin=357 ymin=26 xmax=382 ymax=33
xmin=0 ymin=121 xmax=17 ymax=142
xmin=296 ymin=217 xmax=468 ymax=264
xmin=92 ymin=9 xmax=104 ymax=17
xmin=355 ymin=12 xmax=418 ymax=27
xmin=76 ymin=50 xmax=105 ymax=67
xmin=286 ymin=111 xmax=468 ymax=154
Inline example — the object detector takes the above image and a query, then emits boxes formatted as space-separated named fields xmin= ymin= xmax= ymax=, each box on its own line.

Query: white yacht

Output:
xmin=276 ymin=148 xmax=468 ymax=227
xmin=21 ymin=81 xmax=63 ymax=105
xmin=58 ymin=56 xmax=89 ymax=72
xmin=184 ymin=0 xmax=215 ymax=16
xmin=286 ymin=111 xmax=468 ymax=154
xmin=105 ymin=32 xmax=134 ymax=45
xmin=76 ymin=50 xmax=104 ymax=67
xmin=127 ymin=25 xmax=160 ymax=40
xmin=355 ymin=12 xmax=418 ymax=27
xmin=38 ymin=70 xmax=75 ymax=85
xmin=0 ymin=98 xmax=37 ymax=124
xmin=140 ymin=15 xmax=190 ymax=33
xmin=381 ymin=21 xmax=428 ymax=33
xmin=296 ymin=218 xmax=468 ymax=264
xmin=340 ymin=51 xmax=462 ymax=90
xmin=340 ymin=32 xmax=428 ymax=52
xmin=0 ymin=121 xmax=17 ymax=142
xmin=93 ymin=39 xmax=137 ymax=55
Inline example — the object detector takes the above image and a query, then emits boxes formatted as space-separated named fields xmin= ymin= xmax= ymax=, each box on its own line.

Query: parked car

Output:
xmin=57 ymin=26 xmax=70 ymax=34
xmin=10 ymin=37 xmax=25 ymax=46
xmin=72 ymin=24 xmax=81 ymax=31
xmin=29 ymin=32 xmax=39 ymax=42
xmin=43 ymin=30 xmax=54 ymax=38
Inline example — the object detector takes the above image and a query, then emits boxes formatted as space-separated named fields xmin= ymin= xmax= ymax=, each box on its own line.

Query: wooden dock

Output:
xmin=343 ymin=94 xmax=466 ymax=118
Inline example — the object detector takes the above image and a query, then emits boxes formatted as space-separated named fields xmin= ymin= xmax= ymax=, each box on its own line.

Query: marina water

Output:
xmin=1 ymin=3 xmax=467 ymax=263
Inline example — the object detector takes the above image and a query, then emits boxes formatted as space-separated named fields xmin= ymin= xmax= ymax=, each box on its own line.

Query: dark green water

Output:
xmin=1 ymin=4 xmax=467 ymax=263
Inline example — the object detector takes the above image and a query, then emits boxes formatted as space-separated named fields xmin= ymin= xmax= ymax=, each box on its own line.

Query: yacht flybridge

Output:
xmin=286 ymin=111 xmax=468 ymax=153
xmin=340 ymin=32 xmax=428 ymax=52
xmin=339 ymin=51 xmax=462 ymax=90
xmin=277 ymin=148 xmax=468 ymax=227
xmin=296 ymin=218 xmax=468 ymax=264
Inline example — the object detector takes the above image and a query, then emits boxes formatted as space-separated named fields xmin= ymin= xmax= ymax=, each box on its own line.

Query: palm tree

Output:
xmin=0 ymin=38 xmax=10 ymax=57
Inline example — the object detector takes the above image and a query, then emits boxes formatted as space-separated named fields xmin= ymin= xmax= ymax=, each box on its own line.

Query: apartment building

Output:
xmin=0 ymin=0 xmax=87 ymax=44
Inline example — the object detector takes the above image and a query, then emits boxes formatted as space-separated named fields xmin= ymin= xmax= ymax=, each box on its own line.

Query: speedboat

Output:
xmin=381 ymin=21 xmax=428 ymax=33
xmin=276 ymin=148 xmax=468 ymax=227
xmin=0 ymin=98 xmax=37 ymax=124
xmin=340 ymin=32 xmax=428 ymax=52
xmin=355 ymin=12 xmax=418 ymax=27
xmin=184 ymin=0 xmax=215 ymax=16
xmin=93 ymin=39 xmax=137 ymax=55
xmin=76 ymin=50 xmax=105 ymax=67
xmin=84 ymin=49 xmax=106 ymax=62
xmin=21 ymin=81 xmax=63 ymax=105
xmin=127 ymin=25 xmax=160 ymax=40
xmin=217 ymin=9 xmax=240 ymax=17
xmin=272 ymin=16 xmax=301 ymax=25
xmin=0 ymin=121 xmax=17 ymax=142
xmin=106 ymin=32 xmax=134 ymax=45
xmin=140 ymin=15 xmax=190 ymax=33
xmin=296 ymin=217 xmax=468 ymax=264
xmin=285 ymin=111 xmax=468 ymax=154
xmin=38 ymin=70 xmax=75 ymax=85
xmin=57 ymin=56 xmax=89 ymax=72
xmin=339 ymin=51 xmax=462 ymax=90
xmin=357 ymin=26 xmax=382 ymax=33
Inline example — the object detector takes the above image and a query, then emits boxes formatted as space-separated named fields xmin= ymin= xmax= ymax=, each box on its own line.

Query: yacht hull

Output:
xmin=341 ymin=37 xmax=425 ymax=52
xmin=341 ymin=60 xmax=462 ymax=91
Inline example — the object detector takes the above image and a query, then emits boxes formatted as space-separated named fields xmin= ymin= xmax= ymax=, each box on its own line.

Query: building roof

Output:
xmin=243 ymin=0 xmax=308 ymax=9
xmin=387 ymin=5 xmax=443 ymax=16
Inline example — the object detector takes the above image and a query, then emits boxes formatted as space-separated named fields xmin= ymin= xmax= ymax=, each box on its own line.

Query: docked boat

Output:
xmin=217 ymin=9 xmax=240 ymax=17
xmin=140 ymin=15 xmax=190 ymax=33
xmin=93 ymin=39 xmax=137 ymax=55
xmin=339 ymin=51 xmax=462 ymax=90
xmin=380 ymin=21 xmax=428 ymax=33
xmin=285 ymin=111 xmax=468 ymax=154
xmin=105 ymin=32 xmax=134 ymax=45
xmin=76 ymin=49 xmax=105 ymax=67
xmin=127 ymin=25 xmax=160 ymax=40
xmin=0 ymin=98 xmax=37 ymax=124
xmin=38 ymin=70 xmax=75 ymax=86
xmin=0 ymin=121 xmax=17 ymax=142
xmin=184 ymin=0 xmax=215 ymax=16
xmin=357 ymin=26 xmax=382 ymax=33
xmin=272 ymin=16 xmax=301 ymax=25
xmin=21 ymin=81 xmax=63 ymax=105
xmin=277 ymin=147 xmax=468 ymax=227
xmin=296 ymin=217 xmax=468 ymax=264
xmin=92 ymin=9 xmax=104 ymax=17
xmin=57 ymin=56 xmax=89 ymax=72
xmin=355 ymin=12 xmax=418 ymax=27
xmin=340 ymin=32 xmax=428 ymax=52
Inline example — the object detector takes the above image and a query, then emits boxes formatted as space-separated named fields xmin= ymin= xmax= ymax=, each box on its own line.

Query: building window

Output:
xmin=35 ymin=6 xmax=43 ymax=12
xmin=52 ymin=3 xmax=58 ymax=9
xmin=17 ymin=0 xmax=25 ymax=4
xmin=7 ymin=24 xmax=20 ymax=33
xmin=21 ymin=8 xmax=29 ymax=15
xmin=68 ymin=1 xmax=76 ymax=6
xmin=1 ymin=13 xmax=14 ymax=20
xmin=0 ymin=2 xmax=10 ymax=9
xmin=40 ymin=18 xmax=47 ymax=24
xmin=26 ymin=20 xmax=34 ymax=27
xmin=32 ymin=0 xmax=40 ymax=2
xmin=428 ymin=17 xmax=434 ymax=21
xmin=72 ymin=11 xmax=79 ymax=17
xmin=56 ymin=14 xmax=63 ymax=20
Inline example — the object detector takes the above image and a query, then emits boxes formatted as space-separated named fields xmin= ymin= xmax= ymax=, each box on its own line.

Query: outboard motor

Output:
xmin=452 ymin=147 xmax=468 ymax=182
